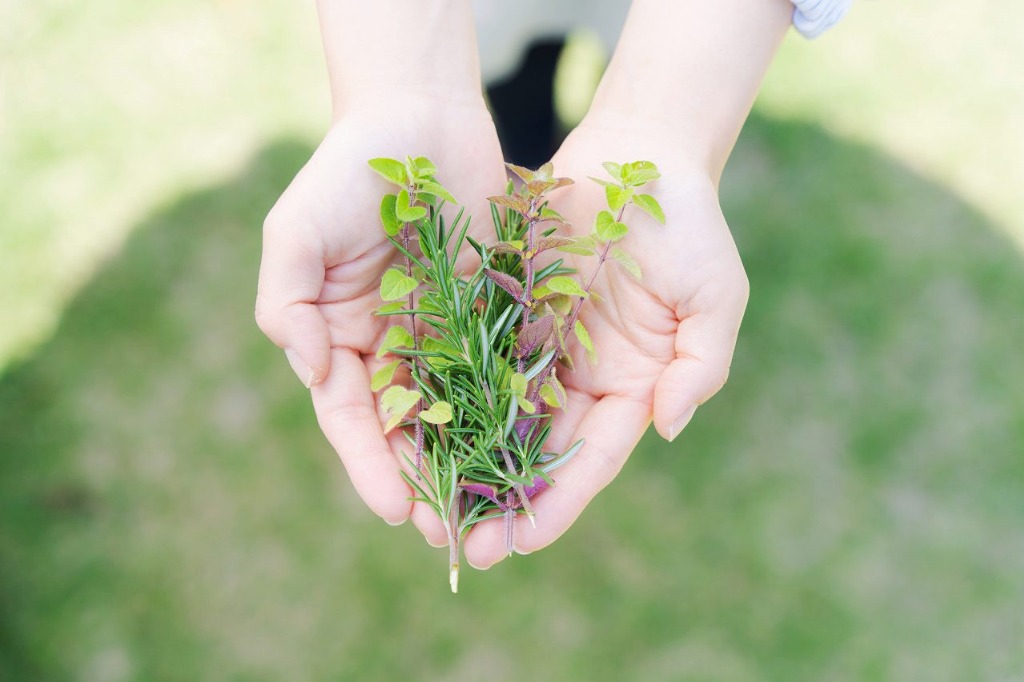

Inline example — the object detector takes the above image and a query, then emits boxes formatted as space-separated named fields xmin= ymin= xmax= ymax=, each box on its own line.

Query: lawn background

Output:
xmin=2 ymin=2 xmax=1023 ymax=680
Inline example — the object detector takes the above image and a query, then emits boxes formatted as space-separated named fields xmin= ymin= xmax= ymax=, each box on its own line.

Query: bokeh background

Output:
xmin=3 ymin=2 xmax=1023 ymax=680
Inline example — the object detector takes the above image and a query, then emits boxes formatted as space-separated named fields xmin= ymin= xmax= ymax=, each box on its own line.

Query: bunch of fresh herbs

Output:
xmin=367 ymin=157 xmax=663 ymax=592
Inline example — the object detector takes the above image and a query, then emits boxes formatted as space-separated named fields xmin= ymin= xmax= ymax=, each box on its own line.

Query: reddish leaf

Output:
xmin=489 ymin=241 xmax=524 ymax=255
xmin=505 ymin=163 xmax=535 ymax=183
xmin=526 ymin=179 xmax=556 ymax=196
xmin=515 ymin=415 xmax=535 ymax=442
xmin=516 ymin=315 xmax=555 ymax=356
xmin=487 ymin=194 xmax=531 ymax=217
xmin=523 ymin=476 xmax=549 ymax=499
xmin=535 ymin=235 xmax=577 ymax=252
xmin=460 ymin=482 xmax=502 ymax=506
xmin=484 ymin=268 xmax=525 ymax=301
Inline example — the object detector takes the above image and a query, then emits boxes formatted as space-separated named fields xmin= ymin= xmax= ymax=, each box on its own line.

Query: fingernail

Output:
xmin=668 ymin=405 xmax=698 ymax=442
xmin=466 ymin=555 xmax=494 ymax=571
xmin=384 ymin=516 xmax=406 ymax=527
xmin=284 ymin=348 xmax=318 ymax=388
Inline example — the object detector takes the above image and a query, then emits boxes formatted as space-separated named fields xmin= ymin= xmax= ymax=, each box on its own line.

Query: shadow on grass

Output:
xmin=1 ymin=117 xmax=1022 ymax=681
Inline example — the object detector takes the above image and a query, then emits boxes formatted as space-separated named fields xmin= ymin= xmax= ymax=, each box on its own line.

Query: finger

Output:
xmin=311 ymin=347 xmax=413 ymax=525
xmin=383 ymin=414 xmax=448 ymax=547
xmin=464 ymin=395 xmax=649 ymax=569
xmin=652 ymin=277 xmax=748 ymax=442
xmin=410 ymin=500 xmax=448 ymax=548
xmin=255 ymin=216 xmax=331 ymax=387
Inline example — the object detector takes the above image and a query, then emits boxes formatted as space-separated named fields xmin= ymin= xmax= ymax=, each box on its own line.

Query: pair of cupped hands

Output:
xmin=255 ymin=96 xmax=748 ymax=570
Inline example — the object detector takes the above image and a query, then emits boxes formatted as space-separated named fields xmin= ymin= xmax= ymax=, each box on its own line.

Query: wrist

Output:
xmin=317 ymin=0 xmax=484 ymax=119
xmin=329 ymin=67 xmax=486 ymax=121
xmin=572 ymin=108 xmax=720 ymax=189
xmin=330 ymin=94 xmax=491 ymax=131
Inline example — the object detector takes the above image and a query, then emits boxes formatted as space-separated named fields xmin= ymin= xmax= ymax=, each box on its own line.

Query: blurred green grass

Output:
xmin=3 ymin=1 xmax=1024 ymax=680
xmin=3 ymin=119 xmax=1023 ymax=680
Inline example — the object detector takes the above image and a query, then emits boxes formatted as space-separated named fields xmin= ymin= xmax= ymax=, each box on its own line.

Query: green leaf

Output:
xmin=632 ymin=193 xmax=665 ymax=224
xmin=595 ymin=210 xmax=629 ymax=243
xmin=422 ymin=336 xmax=458 ymax=369
xmin=379 ymin=268 xmax=419 ymax=301
xmin=587 ymin=176 xmax=617 ymax=189
xmin=517 ymin=395 xmax=537 ymax=414
xmin=416 ymin=180 xmax=456 ymax=205
xmin=419 ymin=400 xmax=453 ymax=424
xmin=552 ymin=316 xmax=572 ymax=369
xmin=610 ymin=247 xmax=642 ymax=279
xmin=531 ymin=285 xmax=552 ymax=299
xmin=412 ymin=155 xmax=437 ymax=177
xmin=574 ymin=321 xmax=598 ymax=365
xmin=556 ymin=235 xmax=597 ymax=256
xmin=379 ymin=194 xmax=402 ymax=236
xmin=395 ymin=189 xmax=427 ymax=222
xmin=539 ymin=383 xmax=560 ymax=408
xmin=381 ymin=385 xmax=421 ymax=432
xmin=539 ymin=206 xmax=564 ymax=221
xmin=605 ymin=185 xmax=633 ymax=212
xmin=622 ymin=160 xmax=661 ymax=186
xmin=539 ymin=372 xmax=567 ymax=409
xmin=545 ymin=275 xmax=588 ymax=298
xmin=510 ymin=372 xmax=528 ymax=397
xmin=375 ymin=301 xmax=405 ymax=315
xmin=375 ymin=324 xmax=415 ymax=358
xmin=602 ymin=161 xmax=623 ymax=181
xmin=542 ymin=293 xmax=573 ymax=317
xmin=368 ymin=157 xmax=408 ymax=186
xmin=370 ymin=360 xmax=402 ymax=391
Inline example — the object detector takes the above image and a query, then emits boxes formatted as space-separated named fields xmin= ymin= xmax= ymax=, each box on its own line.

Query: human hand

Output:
xmin=462 ymin=116 xmax=750 ymax=568
xmin=255 ymin=100 xmax=506 ymax=528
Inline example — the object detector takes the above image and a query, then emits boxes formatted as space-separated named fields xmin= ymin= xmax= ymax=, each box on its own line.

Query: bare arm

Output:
xmin=588 ymin=0 xmax=792 ymax=181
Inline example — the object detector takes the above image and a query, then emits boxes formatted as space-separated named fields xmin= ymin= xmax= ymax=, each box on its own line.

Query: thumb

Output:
xmin=255 ymin=219 xmax=331 ymax=387
xmin=652 ymin=297 xmax=746 ymax=442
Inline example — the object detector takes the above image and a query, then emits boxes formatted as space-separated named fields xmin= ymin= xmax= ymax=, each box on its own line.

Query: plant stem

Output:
xmin=483 ymin=381 xmax=535 ymax=548
xmin=517 ymin=198 xmax=539 ymax=373
xmin=530 ymin=204 xmax=628 ymax=400
xmin=403 ymin=195 xmax=425 ymax=471
xmin=503 ymin=198 xmax=542 ymax=539
xmin=447 ymin=501 xmax=460 ymax=593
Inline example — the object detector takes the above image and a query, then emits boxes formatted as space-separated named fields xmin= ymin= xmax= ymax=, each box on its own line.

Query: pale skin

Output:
xmin=255 ymin=0 xmax=793 ymax=569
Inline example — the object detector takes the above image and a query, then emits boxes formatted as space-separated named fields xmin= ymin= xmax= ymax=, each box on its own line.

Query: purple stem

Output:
xmin=528 ymin=203 xmax=628 ymax=402
xmin=403 ymin=195 xmax=426 ymax=471
xmin=517 ymin=199 xmax=539 ymax=373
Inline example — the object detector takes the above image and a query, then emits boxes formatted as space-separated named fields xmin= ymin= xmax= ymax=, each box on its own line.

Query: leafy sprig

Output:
xmin=366 ymin=156 xmax=663 ymax=592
